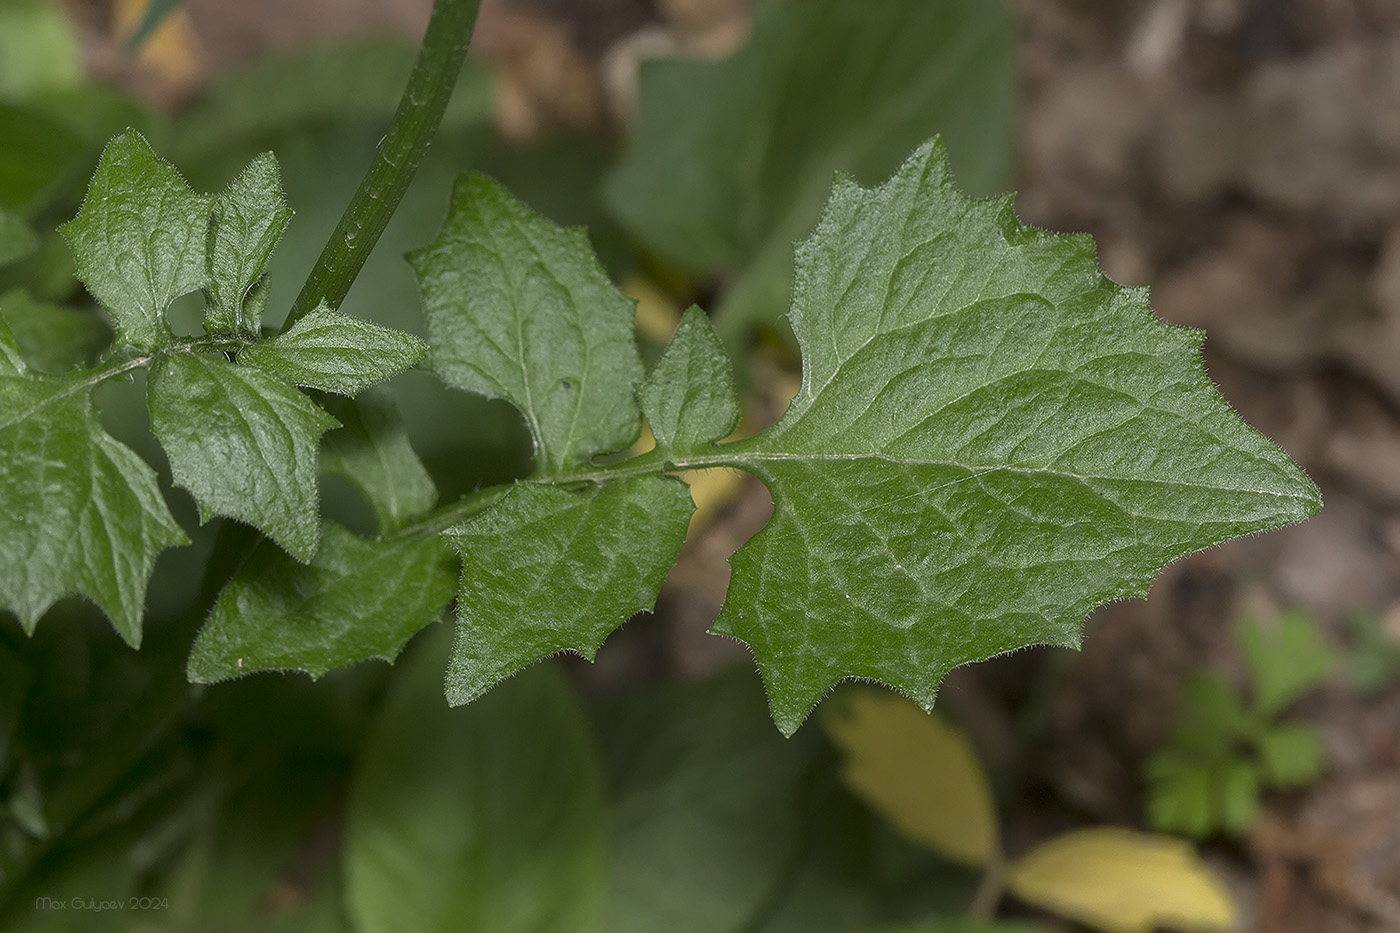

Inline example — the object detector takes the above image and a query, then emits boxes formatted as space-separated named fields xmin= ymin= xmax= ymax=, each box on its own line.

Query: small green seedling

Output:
xmin=1145 ymin=610 xmax=1333 ymax=839
xmin=1345 ymin=612 xmax=1400 ymax=697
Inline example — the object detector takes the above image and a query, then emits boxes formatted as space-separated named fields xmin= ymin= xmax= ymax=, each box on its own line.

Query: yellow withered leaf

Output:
xmin=823 ymin=690 xmax=998 ymax=868
xmin=1007 ymin=827 xmax=1235 ymax=933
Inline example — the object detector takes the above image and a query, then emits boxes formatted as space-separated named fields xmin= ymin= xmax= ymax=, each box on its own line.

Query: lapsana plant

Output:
xmin=0 ymin=0 xmax=1318 ymax=738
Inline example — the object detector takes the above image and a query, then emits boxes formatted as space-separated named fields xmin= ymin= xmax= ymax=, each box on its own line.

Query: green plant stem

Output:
xmin=284 ymin=0 xmax=484 ymax=328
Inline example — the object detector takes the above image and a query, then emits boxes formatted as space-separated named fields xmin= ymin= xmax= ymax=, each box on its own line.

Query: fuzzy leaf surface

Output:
xmin=413 ymin=173 xmax=641 ymax=477
xmin=205 ymin=150 xmax=292 ymax=335
xmin=0 ymin=370 xmax=186 ymax=644
xmin=320 ymin=388 xmax=437 ymax=533
xmin=147 ymin=352 xmax=338 ymax=561
xmin=59 ymin=129 xmax=209 ymax=349
xmin=239 ymin=303 xmax=426 ymax=396
xmin=187 ymin=523 xmax=457 ymax=683
xmin=604 ymin=0 xmax=1016 ymax=342
xmin=638 ymin=307 xmax=740 ymax=454
xmin=711 ymin=140 xmax=1321 ymax=734
xmin=442 ymin=477 xmax=693 ymax=705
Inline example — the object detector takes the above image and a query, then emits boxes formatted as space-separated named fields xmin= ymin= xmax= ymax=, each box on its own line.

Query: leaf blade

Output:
xmin=59 ymin=129 xmax=209 ymax=349
xmin=442 ymin=476 xmax=693 ymax=705
xmin=346 ymin=639 xmax=607 ymax=933
xmin=319 ymin=387 xmax=437 ymax=533
xmin=1007 ymin=827 xmax=1235 ymax=933
xmin=710 ymin=139 xmax=1321 ymax=734
xmin=147 ymin=352 xmax=338 ymax=561
xmin=638 ymin=307 xmax=740 ymax=454
xmin=604 ymin=0 xmax=1017 ymax=343
xmin=413 ymin=173 xmax=641 ymax=476
xmin=239 ymin=303 xmax=426 ymax=395
xmin=205 ymin=150 xmax=292 ymax=335
xmin=0 ymin=372 xmax=186 ymax=644
xmin=823 ymin=689 xmax=999 ymax=868
xmin=187 ymin=522 xmax=457 ymax=682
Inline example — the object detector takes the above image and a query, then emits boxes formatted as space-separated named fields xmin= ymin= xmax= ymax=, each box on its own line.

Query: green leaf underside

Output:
xmin=59 ymin=129 xmax=209 ymax=349
xmin=638 ymin=307 xmax=740 ymax=453
xmin=413 ymin=173 xmax=642 ymax=478
xmin=205 ymin=150 xmax=292 ymax=335
xmin=705 ymin=140 xmax=1321 ymax=734
xmin=239 ymin=303 xmax=427 ymax=395
xmin=443 ymin=477 xmax=693 ymax=705
xmin=148 ymin=352 xmax=338 ymax=562
xmin=0 ymin=371 xmax=186 ymax=645
xmin=320 ymin=388 xmax=438 ymax=533
xmin=187 ymin=522 xmax=456 ymax=683
xmin=604 ymin=0 xmax=1016 ymax=342
xmin=346 ymin=640 xmax=607 ymax=933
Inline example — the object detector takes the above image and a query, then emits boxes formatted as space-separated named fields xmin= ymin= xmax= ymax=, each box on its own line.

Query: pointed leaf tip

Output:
xmin=713 ymin=138 xmax=1320 ymax=733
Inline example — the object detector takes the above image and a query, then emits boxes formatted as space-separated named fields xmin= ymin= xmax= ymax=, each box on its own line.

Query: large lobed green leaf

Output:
xmin=604 ymin=0 xmax=1016 ymax=345
xmin=710 ymin=140 xmax=1321 ymax=732
xmin=417 ymin=137 xmax=1318 ymax=735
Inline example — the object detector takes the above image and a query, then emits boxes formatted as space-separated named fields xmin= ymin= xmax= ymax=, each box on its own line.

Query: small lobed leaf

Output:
xmin=822 ymin=689 xmax=999 ymax=869
xmin=1215 ymin=760 xmax=1261 ymax=835
xmin=320 ymin=387 xmax=438 ymax=533
xmin=638 ymin=307 xmax=740 ymax=455
xmin=1144 ymin=753 xmax=1217 ymax=839
xmin=59 ymin=129 xmax=209 ymax=350
xmin=205 ymin=150 xmax=292 ymax=335
xmin=147 ymin=351 xmax=338 ymax=561
xmin=413 ymin=173 xmax=642 ymax=477
xmin=1254 ymin=722 xmax=1325 ymax=788
xmin=187 ymin=522 xmax=457 ymax=683
xmin=1236 ymin=611 xmax=1333 ymax=717
xmin=709 ymin=139 xmax=1321 ymax=734
xmin=442 ymin=477 xmax=693 ymax=706
xmin=238 ymin=303 xmax=426 ymax=396
xmin=346 ymin=633 xmax=607 ymax=933
xmin=1170 ymin=673 xmax=1250 ymax=757
xmin=1007 ymin=827 xmax=1235 ymax=933
xmin=1345 ymin=611 xmax=1400 ymax=696
xmin=0 ymin=370 xmax=187 ymax=645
